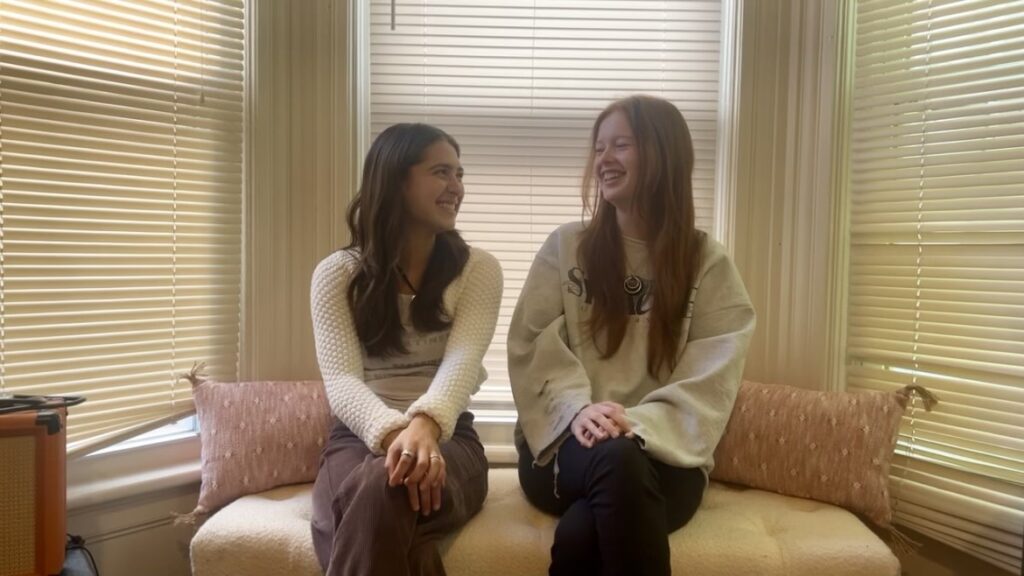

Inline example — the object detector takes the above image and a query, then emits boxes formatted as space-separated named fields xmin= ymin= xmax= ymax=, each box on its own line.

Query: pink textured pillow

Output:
xmin=711 ymin=380 xmax=917 ymax=527
xmin=190 ymin=379 xmax=332 ymax=515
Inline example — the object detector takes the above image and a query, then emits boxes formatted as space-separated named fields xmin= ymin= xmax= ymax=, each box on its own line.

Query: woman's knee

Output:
xmin=591 ymin=437 xmax=648 ymax=475
xmin=588 ymin=438 xmax=656 ymax=497
xmin=335 ymin=462 xmax=411 ymax=516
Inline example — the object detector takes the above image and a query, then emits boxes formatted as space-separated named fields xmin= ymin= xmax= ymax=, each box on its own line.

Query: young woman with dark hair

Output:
xmin=310 ymin=123 xmax=502 ymax=576
xmin=509 ymin=95 xmax=756 ymax=576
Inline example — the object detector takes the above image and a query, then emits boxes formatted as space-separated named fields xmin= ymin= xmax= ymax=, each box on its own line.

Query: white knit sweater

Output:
xmin=310 ymin=246 xmax=503 ymax=454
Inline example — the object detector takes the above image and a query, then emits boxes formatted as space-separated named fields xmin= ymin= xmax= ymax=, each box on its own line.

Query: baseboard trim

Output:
xmin=81 ymin=515 xmax=177 ymax=546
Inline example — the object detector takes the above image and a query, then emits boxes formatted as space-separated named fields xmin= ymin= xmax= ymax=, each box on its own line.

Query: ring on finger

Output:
xmin=400 ymin=449 xmax=414 ymax=459
xmin=429 ymin=453 xmax=442 ymax=462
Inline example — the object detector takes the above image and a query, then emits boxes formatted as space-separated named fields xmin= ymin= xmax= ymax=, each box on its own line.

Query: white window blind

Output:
xmin=0 ymin=0 xmax=245 ymax=455
xmin=846 ymin=0 xmax=1024 ymax=572
xmin=368 ymin=0 xmax=724 ymax=416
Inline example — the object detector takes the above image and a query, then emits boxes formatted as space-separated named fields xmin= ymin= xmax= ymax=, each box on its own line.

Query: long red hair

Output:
xmin=578 ymin=95 xmax=703 ymax=377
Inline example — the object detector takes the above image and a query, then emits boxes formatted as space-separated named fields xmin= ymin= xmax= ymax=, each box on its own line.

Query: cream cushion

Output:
xmin=191 ymin=468 xmax=899 ymax=576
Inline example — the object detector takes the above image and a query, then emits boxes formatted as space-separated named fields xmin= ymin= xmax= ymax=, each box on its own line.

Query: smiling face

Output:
xmin=401 ymin=139 xmax=465 ymax=235
xmin=593 ymin=109 xmax=639 ymax=210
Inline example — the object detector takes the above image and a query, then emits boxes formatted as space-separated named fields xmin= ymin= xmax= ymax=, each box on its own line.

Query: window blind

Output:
xmin=0 ymin=0 xmax=245 ymax=455
xmin=846 ymin=0 xmax=1024 ymax=572
xmin=368 ymin=0 xmax=724 ymax=415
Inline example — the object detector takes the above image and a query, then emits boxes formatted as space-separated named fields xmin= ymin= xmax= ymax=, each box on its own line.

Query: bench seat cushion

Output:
xmin=191 ymin=468 xmax=899 ymax=576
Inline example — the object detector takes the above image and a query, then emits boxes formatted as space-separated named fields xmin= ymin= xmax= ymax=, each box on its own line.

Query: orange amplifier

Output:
xmin=0 ymin=396 xmax=82 ymax=576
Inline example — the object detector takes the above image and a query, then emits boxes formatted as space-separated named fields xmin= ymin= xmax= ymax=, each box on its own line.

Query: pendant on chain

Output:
xmin=623 ymin=274 xmax=643 ymax=296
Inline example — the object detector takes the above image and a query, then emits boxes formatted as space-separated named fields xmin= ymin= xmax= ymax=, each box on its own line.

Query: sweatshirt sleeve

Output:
xmin=508 ymin=228 xmax=593 ymax=464
xmin=310 ymin=251 xmax=409 ymax=454
xmin=406 ymin=248 xmax=503 ymax=442
xmin=625 ymin=247 xmax=756 ymax=470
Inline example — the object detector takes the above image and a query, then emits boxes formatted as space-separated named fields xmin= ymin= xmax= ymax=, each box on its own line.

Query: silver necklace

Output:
xmin=624 ymin=273 xmax=643 ymax=296
xmin=624 ymin=257 xmax=643 ymax=295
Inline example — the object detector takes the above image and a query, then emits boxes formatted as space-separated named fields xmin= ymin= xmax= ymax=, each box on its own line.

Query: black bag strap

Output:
xmin=64 ymin=533 xmax=101 ymax=576
xmin=0 ymin=394 xmax=86 ymax=415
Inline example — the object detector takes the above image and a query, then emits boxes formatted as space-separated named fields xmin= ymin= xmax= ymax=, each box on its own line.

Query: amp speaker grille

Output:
xmin=0 ymin=435 xmax=38 ymax=576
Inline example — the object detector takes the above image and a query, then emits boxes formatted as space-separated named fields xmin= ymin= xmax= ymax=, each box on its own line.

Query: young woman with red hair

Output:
xmin=510 ymin=95 xmax=756 ymax=576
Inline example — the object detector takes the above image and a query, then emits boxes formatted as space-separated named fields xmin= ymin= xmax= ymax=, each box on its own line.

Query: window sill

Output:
xmin=67 ymin=433 xmax=201 ymax=511
xmin=474 ymin=413 xmax=516 ymax=465
xmin=65 ymin=413 xmax=517 ymax=511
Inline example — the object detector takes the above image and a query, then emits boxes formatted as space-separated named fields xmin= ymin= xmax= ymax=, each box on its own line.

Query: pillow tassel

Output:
xmin=889 ymin=385 xmax=935 ymax=560
xmin=886 ymin=524 xmax=922 ymax=559
xmin=172 ymin=506 xmax=210 ymax=529
xmin=179 ymin=362 xmax=209 ymax=389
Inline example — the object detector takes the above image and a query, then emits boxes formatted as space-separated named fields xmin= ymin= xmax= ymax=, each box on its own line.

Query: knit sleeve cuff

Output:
xmin=362 ymin=410 xmax=411 ymax=455
xmin=405 ymin=397 xmax=460 ymax=443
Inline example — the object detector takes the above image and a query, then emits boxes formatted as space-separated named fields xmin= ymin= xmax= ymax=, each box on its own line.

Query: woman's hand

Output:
xmin=384 ymin=414 xmax=447 ymax=515
xmin=571 ymin=401 xmax=633 ymax=448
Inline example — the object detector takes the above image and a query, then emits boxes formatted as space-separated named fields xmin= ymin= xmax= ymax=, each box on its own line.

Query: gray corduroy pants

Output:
xmin=311 ymin=412 xmax=488 ymax=576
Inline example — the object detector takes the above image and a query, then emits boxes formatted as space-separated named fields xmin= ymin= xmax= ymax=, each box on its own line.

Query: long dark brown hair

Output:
xmin=346 ymin=123 xmax=469 ymax=357
xmin=578 ymin=95 xmax=703 ymax=377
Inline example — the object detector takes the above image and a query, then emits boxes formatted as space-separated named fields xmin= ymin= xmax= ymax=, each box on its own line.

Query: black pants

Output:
xmin=517 ymin=434 xmax=705 ymax=576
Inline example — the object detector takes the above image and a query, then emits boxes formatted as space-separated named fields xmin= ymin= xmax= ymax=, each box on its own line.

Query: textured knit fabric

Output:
xmin=509 ymin=221 xmax=756 ymax=472
xmin=310 ymin=246 xmax=503 ymax=454
xmin=192 ymin=380 xmax=331 ymax=515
